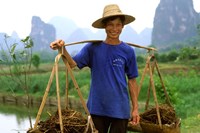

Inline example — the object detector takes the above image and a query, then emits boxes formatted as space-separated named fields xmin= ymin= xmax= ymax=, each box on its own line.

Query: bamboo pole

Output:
xmin=145 ymin=59 xmax=156 ymax=110
xmin=65 ymin=68 xmax=69 ymax=108
xmin=63 ymin=40 xmax=157 ymax=51
xmin=148 ymin=58 xmax=162 ymax=128
xmin=154 ymin=58 xmax=172 ymax=107
xmin=61 ymin=55 xmax=98 ymax=132
xmin=33 ymin=64 xmax=56 ymax=129
xmin=55 ymin=54 xmax=64 ymax=133
xmin=62 ymin=56 xmax=90 ymax=114
xmin=138 ymin=55 xmax=152 ymax=94
xmin=145 ymin=82 xmax=151 ymax=111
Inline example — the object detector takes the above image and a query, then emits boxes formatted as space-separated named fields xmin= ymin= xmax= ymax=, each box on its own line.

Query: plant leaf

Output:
xmin=11 ymin=53 xmax=16 ymax=60
xmin=10 ymin=43 xmax=17 ymax=54
xmin=21 ymin=36 xmax=30 ymax=43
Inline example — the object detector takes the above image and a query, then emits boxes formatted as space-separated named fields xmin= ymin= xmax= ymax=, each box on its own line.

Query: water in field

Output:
xmin=0 ymin=103 xmax=57 ymax=133
xmin=0 ymin=113 xmax=32 ymax=133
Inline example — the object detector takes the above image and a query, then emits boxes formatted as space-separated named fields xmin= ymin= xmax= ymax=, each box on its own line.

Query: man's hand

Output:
xmin=50 ymin=39 xmax=65 ymax=50
xmin=131 ymin=110 xmax=140 ymax=125
xmin=50 ymin=39 xmax=77 ymax=68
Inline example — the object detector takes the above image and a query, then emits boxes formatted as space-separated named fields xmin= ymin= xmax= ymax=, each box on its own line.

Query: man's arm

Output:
xmin=128 ymin=78 xmax=140 ymax=125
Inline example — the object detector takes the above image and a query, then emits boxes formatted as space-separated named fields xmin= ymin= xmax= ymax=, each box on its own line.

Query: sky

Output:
xmin=0 ymin=0 xmax=200 ymax=39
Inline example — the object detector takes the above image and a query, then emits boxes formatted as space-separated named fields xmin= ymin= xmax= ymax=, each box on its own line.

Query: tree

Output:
xmin=158 ymin=53 xmax=168 ymax=62
xmin=178 ymin=47 xmax=199 ymax=60
xmin=0 ymin=35 xmax=34 ymax=128
xmin=137 ymin=55 xmax=145 ymax=63
xmin=32 ymin=54 xmax=40 ymax=69
xmin=167 ymin=50 xmax=179 ymax=61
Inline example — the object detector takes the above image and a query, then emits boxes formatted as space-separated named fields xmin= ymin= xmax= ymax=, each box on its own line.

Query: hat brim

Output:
xmin=92 ymin=14 xmax=135 ymax=29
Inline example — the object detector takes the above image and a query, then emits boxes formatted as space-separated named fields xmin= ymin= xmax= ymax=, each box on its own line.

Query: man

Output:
xmin=50 ymin=4 xmax=140 ymax=133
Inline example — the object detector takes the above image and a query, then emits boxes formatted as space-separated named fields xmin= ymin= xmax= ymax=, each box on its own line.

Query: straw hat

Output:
xmin=92 ymin=4 xmax=135 ymax=28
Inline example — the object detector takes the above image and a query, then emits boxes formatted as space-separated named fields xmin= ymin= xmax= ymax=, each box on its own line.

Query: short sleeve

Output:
xmin=125 ymin=48 xmax=138 ymax=79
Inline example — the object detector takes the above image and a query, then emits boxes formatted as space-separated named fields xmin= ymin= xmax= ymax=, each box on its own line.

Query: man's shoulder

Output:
xmin=121 ymin=41 xmax=135 ymax=50
xmin=85 ymin=41 xmax=102 ymax=47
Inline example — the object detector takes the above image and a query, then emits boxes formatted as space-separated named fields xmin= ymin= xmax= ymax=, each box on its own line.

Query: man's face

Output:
xmin=105 ymin=17 xmax=124 ymax=39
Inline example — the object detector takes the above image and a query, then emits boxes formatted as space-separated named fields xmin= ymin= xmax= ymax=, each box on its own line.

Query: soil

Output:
xmin=140 ymin=104 xmax=180 ymax=126
xmin=37 ymin=108 xmax=89 ymax=133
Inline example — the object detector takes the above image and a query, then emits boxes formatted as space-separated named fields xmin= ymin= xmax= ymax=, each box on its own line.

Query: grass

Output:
xmin=0 ymin=61 xmax=200 ymax=132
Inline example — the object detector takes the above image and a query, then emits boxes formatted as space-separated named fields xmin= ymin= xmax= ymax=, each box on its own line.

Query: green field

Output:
xmin=0 ymin=60 xmax=200 ymax=133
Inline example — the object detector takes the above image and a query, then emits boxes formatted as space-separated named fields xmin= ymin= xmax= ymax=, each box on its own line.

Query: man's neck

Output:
xmin=104 ymin=38 xmax=121 ymax=45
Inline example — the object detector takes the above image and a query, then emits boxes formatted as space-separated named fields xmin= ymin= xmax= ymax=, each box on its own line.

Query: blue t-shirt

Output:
xmin=73 ymin=41 xmax=138 ymax=119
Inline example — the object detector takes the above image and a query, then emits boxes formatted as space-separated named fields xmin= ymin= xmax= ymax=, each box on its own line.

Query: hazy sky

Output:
xmin=1 ymin=0 xmax=200 ymax=38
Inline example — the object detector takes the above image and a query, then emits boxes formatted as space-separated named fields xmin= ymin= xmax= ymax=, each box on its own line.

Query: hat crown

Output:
xmin=102 ymin=4 xmax=123 ymax=17
xmin=92 ymin=4 xmax=135 ymax=28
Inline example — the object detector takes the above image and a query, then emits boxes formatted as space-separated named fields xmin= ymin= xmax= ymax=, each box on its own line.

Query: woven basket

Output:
xmin=140 ymin=118 xmax=181 ymax=133
xmin=127 ymin=122 xmax=142 ymax=132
